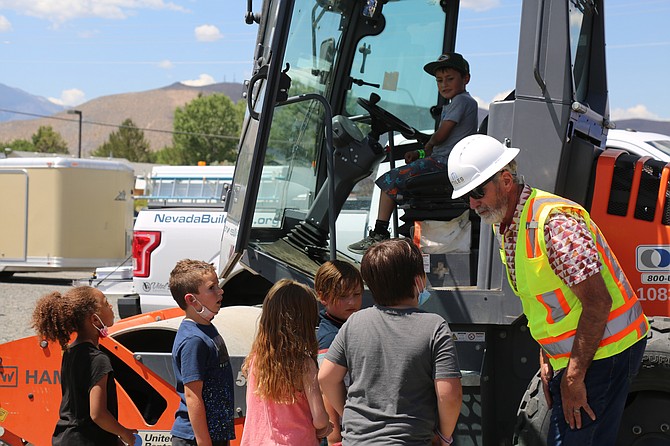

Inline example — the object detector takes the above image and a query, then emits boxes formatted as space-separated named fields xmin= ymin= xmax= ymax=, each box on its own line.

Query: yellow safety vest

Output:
xmin=500 ymin=188 xmax=648 ymax=369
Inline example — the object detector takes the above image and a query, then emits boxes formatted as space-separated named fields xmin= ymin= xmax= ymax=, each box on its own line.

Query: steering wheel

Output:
xmin=357 ymin=93 xmax=417 ymax=139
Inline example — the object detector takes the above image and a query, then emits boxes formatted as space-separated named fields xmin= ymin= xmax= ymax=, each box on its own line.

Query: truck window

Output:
xmin=253 ymin=99 xmax=325 ymax=228
xmin=569 ymin=0 xmax=596 ymax=104
xmin=249 ymin=0 xmax=345 ymax=230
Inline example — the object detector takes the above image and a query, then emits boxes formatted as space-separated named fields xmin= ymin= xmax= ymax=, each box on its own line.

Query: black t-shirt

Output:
xmin=52 ymin=342 xmax=119 ymax=446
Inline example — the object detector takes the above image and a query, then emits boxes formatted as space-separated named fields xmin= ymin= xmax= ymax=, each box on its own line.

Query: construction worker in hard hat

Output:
xmin=447 ymin=134 xmax=649 ymax=446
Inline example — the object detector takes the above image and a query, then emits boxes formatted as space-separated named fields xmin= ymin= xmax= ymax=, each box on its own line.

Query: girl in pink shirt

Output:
xmin=240 ymin=279 xmax=333 ymax=445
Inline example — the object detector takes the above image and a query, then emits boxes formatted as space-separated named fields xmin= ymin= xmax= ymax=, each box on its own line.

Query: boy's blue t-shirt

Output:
xmin=318 ymin=310 xmax=345 ymax=348
xmin=317 ymin=309 xmax=346 ymax=365
xmin=171 ymin=319 xmax=235 ymax=441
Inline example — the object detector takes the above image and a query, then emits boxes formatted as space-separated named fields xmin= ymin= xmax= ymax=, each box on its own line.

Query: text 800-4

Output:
xmin=641 ymin=274 xmax=670 ymax=284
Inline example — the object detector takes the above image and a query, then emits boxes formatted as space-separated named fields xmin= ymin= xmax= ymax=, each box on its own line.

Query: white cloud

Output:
xmin=158 ymin=59 xmax=174 ymax=69
xmin=610 ymin=105 xmax=660 ymax=121
xmin=475 ymin=89 xmax=514 ymax=110
xmin=195 ymin=24 xmax=222 ymax=42
xmin=181 ymin=74 xmax=216 ymax=87
xmin=460 ymin=0 xmax=501 ymax=12
xmin=0 ymin=15 xmax=11 ymax=32
xmin=49 ymin=88 xmax=86 ymax=106
xmin=0 ymin=0 xmax=187 ymax=24
xmin=472 ymin=95 xmax=489 ymax=110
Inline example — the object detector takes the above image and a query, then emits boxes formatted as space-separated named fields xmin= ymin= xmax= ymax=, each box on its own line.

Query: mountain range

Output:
xmin=0 ymin=82 xmax=246 ymax=156
xmin=1 ymin=82 xmax=669 ymax=158
xmin=0 ymin=84 xmax=65 ymax=122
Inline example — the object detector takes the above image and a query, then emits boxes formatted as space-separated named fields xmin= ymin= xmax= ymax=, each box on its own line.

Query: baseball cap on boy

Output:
xmin=423 ymin=52 xmax=470 ymax=76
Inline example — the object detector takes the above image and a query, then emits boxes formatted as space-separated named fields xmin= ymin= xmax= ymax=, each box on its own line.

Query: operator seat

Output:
xmin=395 ymin=171 xmax=473 ymax=236
xmin=392 ymin=115 xmax=489 ymax=236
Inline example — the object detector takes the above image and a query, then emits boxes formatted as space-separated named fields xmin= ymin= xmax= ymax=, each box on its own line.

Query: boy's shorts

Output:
xmin=375 ymin=156 xmax=447 ymax=202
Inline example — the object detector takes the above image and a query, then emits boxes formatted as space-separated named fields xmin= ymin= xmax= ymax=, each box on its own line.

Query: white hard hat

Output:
xmin=448 ymin=134 xmax=520 ymax=199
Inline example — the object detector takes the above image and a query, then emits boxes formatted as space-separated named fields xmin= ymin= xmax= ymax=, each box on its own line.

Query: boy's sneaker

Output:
xmin=347 ymin=230 xmax=390 ymax=254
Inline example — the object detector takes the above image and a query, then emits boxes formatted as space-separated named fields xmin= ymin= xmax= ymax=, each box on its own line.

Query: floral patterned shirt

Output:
xmin=496 ymin=184 xmax=601 ymax=289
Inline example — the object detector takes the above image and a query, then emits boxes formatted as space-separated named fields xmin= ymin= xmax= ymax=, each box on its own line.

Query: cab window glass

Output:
xmin=345 ymin=0 xmax=445 ymax=133
xmin=569 ymin=0 xmax=595 ymax=103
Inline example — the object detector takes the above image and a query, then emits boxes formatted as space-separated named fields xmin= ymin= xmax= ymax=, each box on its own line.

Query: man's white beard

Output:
xmin=479 ymin=206 xmax=507 ymax=225
xmin=475 ymin=186 xmax=509 ymax=225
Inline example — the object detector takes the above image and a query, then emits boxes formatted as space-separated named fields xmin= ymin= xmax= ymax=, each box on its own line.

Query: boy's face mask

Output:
xmin=418 ymin=288 xmax=431 ymax=306
xmin=192 ymin=297 xmax=216 ymax=322
xmin=92 ymin=314 xmax=109 ymax=338
xmin=416 ymin=276 xmax=430 ymax=306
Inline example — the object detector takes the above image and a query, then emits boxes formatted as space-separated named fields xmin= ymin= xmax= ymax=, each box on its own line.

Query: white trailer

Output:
xmin=0 ymin=157 xmax=134 ymax=274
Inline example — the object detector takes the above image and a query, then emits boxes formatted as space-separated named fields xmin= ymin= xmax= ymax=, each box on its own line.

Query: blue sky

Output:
xmin=0 ymin=0 xmax=668 ymax=122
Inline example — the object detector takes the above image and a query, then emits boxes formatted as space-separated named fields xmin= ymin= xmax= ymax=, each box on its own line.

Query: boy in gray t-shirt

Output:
xmin=319 ymin=239 xmax=462 ymax=445
xmin=348 ymin=52 xmax=478 ymax=255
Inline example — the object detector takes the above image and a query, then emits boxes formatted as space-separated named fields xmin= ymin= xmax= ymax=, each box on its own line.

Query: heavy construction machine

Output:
xmin=1 ymin=1 xmax=668 ymax=445
xmin=217 ymin=0 xmax=670 ymax=444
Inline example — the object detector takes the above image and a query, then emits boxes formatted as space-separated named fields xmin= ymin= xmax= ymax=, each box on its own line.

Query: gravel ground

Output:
xmin=0 ymin=271 xmax=122 ymax=345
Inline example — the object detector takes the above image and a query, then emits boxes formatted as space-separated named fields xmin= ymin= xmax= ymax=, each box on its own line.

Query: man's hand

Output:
xmin=561 ymin=274 xmax=611 ymax=429
xmin=560 ymin=373 xmax=596 ymax=429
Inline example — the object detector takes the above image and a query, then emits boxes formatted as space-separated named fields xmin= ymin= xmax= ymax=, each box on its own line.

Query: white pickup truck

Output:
xmin=116 ymin=165 xmax=235 ymax=317
xmin=112 ymin=164 xmax=371 ymax=317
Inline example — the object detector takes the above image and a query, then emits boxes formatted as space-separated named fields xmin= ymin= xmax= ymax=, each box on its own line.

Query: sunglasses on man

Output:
xmin=462 ymin=171 xmax=503 ymax=201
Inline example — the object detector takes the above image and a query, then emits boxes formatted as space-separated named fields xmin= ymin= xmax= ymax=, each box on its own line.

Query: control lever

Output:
xmin=349 ymin=77 xmax=381 ymax=89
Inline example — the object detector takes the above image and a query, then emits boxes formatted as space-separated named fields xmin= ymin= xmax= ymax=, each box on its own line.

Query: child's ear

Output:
xmin=184 ymin=293 xmax=195 ymax=306
xmin=316 ymin=292 xmax=328 ymax=305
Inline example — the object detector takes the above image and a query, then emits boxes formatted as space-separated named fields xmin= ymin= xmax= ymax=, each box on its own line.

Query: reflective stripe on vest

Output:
xmin=506 ymin=189 xmax=648 ymax=369
xmin=537 ymin=298 xmax=646 ymax=358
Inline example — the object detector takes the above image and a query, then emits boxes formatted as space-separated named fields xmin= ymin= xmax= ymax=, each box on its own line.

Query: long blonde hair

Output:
xmin=242 ymin=279 xmax=319 ymax=403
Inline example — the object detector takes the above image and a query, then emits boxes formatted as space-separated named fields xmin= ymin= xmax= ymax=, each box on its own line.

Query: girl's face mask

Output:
xmin=92 ymin=314 xmax=109 ymax=338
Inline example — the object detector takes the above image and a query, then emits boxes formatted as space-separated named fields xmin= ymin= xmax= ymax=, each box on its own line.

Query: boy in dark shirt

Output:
xmin=315 ymin=260 xmax=364 ymax=445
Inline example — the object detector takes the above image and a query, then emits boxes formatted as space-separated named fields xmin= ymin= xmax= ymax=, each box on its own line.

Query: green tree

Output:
xmin=153 ymin=145 xmax=188 ymax=165
xmin=92 ymin=118 xmax=153 ymax=162
xmin=172 ymin=93 xmax=244 ymax=165
xmin=32 ymin=126 xmax=69 ymax=154
xmin=1 ymin=138 xmax=35 ymax=152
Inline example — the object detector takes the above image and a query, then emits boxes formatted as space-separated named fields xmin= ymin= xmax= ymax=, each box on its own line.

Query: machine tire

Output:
xmin=512 ymin=370 xmax=550 ymax=446
xmin=512 ymin=317 xmax=670 ymax=445
xmin=618 ymin=316 xmax=670 ymax=445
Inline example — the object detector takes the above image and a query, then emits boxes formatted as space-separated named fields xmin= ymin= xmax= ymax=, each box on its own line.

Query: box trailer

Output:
xmin=0 ymin=157 xmax=134 ymax=274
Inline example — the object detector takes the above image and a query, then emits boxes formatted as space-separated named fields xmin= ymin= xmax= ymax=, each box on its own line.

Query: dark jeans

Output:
xmin=172 ymin=436 xmax=229 ymax=446
xmin=547 ymin=337 xmax=646 ymax=446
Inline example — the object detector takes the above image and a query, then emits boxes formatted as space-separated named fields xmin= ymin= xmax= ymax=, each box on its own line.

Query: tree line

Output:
xmin=1 ymin=93 xmax=246 ymax=165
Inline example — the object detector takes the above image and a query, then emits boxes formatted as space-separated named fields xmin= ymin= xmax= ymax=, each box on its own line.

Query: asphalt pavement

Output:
xmin=0 ymin=271 xmax=122 ymax=345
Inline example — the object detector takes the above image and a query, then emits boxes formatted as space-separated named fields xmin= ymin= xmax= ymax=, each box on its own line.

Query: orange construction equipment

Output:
xmin=0 ymin=306 xmax=256 ymax=446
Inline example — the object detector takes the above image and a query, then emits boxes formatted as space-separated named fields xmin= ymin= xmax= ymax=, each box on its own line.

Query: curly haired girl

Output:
xmin=32 ymin=286 xmax=137 ymax=446
xmin=240 ymin=279 xmax=332 ymax=445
